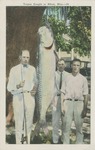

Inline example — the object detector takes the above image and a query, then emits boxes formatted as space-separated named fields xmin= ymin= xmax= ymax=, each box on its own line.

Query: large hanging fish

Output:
xmin=32 ymin=25 xmax=57 ymax=140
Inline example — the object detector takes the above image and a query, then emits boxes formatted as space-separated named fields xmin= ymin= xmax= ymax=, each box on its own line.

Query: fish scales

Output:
xmin=37 ymin=26 xmax=56 ymax=121
xmin=38 ymin=45 xmax=56 ymax=121
xmin=31 ymin=26 xmax=56 ymax=141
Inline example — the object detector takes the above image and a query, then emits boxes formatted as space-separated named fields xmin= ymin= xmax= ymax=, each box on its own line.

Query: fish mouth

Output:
xmin=44 ymin=42 xmax=53 ymax=50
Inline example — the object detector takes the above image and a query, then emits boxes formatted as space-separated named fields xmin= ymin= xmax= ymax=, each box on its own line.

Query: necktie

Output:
xmin=23 ymin=64 xmax=28 ymax=68
xmin=59 ymin=72 xmax=62 ymax=89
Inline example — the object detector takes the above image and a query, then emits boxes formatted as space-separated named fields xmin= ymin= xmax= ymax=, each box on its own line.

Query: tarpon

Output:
xmin=32 ymin=26 xmax=56 ymax=140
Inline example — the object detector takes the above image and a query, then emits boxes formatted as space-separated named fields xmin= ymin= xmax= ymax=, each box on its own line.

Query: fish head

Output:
xmin=38 ymin=26 xmax=53 ymax=49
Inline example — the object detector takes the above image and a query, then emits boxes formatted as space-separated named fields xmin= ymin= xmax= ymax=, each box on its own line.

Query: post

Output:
xmin=20 ymin=65 xmax=28 ymax=144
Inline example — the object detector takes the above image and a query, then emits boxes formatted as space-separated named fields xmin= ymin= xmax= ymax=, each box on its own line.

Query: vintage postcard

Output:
xmin=0 ymin=0 xmax=95 ymax=150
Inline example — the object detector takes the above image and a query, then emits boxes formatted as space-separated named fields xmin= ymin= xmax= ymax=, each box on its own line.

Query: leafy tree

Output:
xmin=41 ymin=15 xmax=72 ymax=53
xmin=42 ymin=7 xmax=91 ymax=56
xmin=68 ymin=7 xmax=91 ymax=56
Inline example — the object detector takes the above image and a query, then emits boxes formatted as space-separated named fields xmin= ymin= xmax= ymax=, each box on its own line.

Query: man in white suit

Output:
xmin=7 ymin=50 xmax=37 ymax=144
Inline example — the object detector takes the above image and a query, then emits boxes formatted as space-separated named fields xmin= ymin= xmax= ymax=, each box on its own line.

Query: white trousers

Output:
xmin=13 ymin=93 xmax=35 ymax=144
xmin=52 ymin=96 xmax=61 ymax=143
xmin=62 ymin=100 xmax=84 ymax=144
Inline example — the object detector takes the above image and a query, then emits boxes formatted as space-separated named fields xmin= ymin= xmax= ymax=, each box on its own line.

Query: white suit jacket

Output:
xmin=7 ymin=64 xmax=37 ymax=95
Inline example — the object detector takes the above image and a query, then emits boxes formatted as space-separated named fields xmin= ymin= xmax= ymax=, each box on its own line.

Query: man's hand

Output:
xmin=61 ymin=93 xmax=65 ymax=116
xmin=31 ymin=86 xmax=37 ymax=96
xmin=61 ymin=108 xmax=65 ymax=116
xmin=81 ymin=95 xmax=88 ymax=118
xmin=81 ymin=108 xmax=87 ymax=118
xmin=16 ymin=80 xmax=25 ymax=89
xmin=61 ymin=100 xmax=65 ymax=116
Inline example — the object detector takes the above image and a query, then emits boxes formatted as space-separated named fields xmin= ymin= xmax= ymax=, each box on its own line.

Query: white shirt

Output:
xmin=55 ymin=70 xmax=69 ymax=95
xmin=7 ymin=64 xmax=37 ymax=95
xmin=61 ymin=73 xmax=88 ymax=100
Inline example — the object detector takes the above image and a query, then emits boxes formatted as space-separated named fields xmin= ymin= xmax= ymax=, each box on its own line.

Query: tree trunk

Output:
xmin=6 ymin=6 xmax=46 ymax=76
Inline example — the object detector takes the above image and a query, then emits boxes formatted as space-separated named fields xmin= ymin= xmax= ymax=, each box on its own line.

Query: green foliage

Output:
xmin=42 ymin=6 xmax=91 ymax=56
xmin=41 ymin=15 xmax=72 ymax=52
xmin=31 ymin=130 xmax=52 ymax=144
xmin=66 ymin=6 xmax=91 ymax=56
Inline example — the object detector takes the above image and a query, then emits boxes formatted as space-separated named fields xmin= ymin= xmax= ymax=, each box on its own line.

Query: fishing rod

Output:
xmin=20 ymin=64 xmax=28 ymax=144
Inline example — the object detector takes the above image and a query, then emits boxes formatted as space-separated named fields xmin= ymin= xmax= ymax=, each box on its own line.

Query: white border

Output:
xmin=0 ymin=0 xmax=95 ymax=149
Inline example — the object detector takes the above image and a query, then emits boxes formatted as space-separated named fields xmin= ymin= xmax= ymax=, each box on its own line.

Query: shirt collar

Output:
xmin=21 ymin=64 xmax=29 ymax=68
xmin=57 ymin=70 xmax=64 ymax=75
xmin=72 ymin=72 xmax=80 ymax=77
